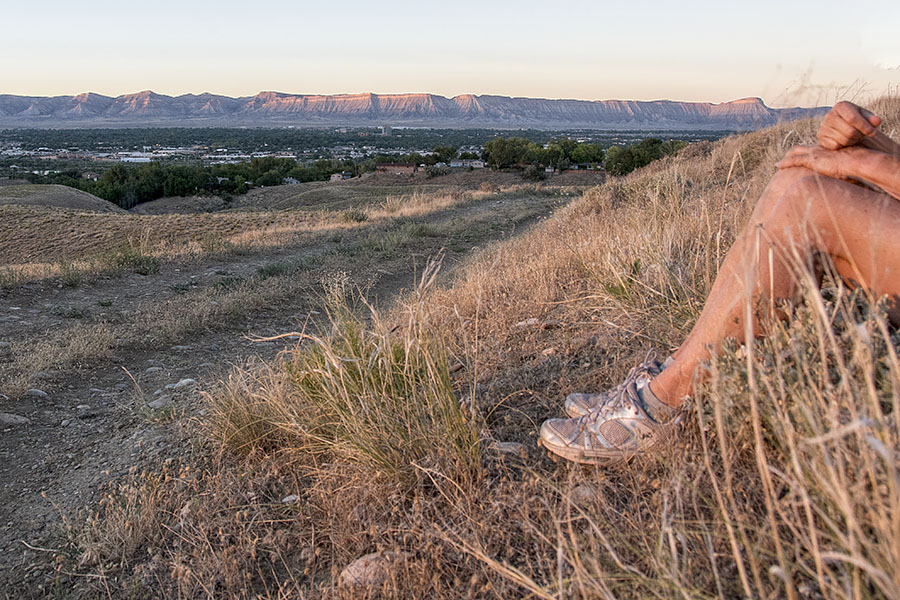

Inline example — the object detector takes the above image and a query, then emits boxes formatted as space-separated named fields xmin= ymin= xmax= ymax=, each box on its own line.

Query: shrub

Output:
xmin=100 ymin=245 xmax=160 ymax=275
xmin=339 ymin=207 xmax=369 ymax=223
xmin=58 ymin=258 xmax=82 ymax=287
xmin=209 ymin=266 xmax=481 ymax=488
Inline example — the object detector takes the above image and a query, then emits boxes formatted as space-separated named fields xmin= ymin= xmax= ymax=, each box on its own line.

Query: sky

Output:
xmin=2 ymin=0 xmax=897 ymax=107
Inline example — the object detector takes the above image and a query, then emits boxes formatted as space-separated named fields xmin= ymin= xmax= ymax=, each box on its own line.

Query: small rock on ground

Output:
xmin=0 ymin=413 xmax=31 ymax=425
xmin=26 ymin=389 xmax=48 ymax=399
xmin=147 ymin=396 xmax=172 ymax=410
xmin=339 ymin=552 xmax=410 ymax=588
xmin=491 ymin=441 xmax=527 ymax=458
xmin=172 ymin=378 xmax=197 ymax=391
xmin=570 ymin=484 xmax=597 ymax=506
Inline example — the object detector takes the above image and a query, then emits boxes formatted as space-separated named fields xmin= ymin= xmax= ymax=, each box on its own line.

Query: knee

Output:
xmin=751 ymin=165 xmax=816 ymax=219
xmin=784 ymin=173 xmax=833 ymax=219
xmin=752 ymin=174 xmax=839 ymax=254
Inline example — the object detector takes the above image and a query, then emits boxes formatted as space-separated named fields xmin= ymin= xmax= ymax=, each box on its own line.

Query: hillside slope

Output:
xmin=0 ymin=184 xmax=124 ymax=213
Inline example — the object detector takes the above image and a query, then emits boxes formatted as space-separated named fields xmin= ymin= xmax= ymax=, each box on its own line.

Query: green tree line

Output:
xmin=603 ymin=138 xmax=687 ymax=176
xmin=482 ymin=135 xmax=686 ymax=176
xmin=482 ymin=136 xmax=605 ymax=170
xmin=28 ymin=157 xmax=360 ymax=209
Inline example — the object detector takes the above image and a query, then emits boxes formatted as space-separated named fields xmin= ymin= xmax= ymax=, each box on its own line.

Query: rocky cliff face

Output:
xmin=0 ymin=91 xmax=828 ymax=129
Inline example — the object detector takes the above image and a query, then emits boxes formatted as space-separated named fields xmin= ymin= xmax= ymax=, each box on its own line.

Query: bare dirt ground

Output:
xmin=0 ymin=175 xmax=583 ymax=594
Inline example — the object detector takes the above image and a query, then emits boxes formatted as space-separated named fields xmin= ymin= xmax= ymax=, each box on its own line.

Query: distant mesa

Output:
xmin=0 ymin=91 xmax=829 ymax=129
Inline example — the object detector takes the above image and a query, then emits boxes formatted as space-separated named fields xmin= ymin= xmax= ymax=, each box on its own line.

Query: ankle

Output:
xmin=647 ymin=379 xmax=684 ymax=409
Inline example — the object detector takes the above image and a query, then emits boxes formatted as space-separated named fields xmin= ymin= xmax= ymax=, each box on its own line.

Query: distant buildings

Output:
xmin=449 ymin=159 xmax=485 ymax=169
xmin=118 ymin=152 xmax=153 ymax=163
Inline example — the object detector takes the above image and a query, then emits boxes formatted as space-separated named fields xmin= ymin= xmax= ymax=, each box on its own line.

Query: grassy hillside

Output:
xmin=61 ymin=98 xmax=900 ymax=598
xmin=0 ymin=178 xmax=587 ymax=267
xmin=0 ymin=184 xmax=124 ymax=213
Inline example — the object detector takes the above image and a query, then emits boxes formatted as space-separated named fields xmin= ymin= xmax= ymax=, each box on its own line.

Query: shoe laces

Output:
xmin=586 ymin=349 xmax=657 ymax=424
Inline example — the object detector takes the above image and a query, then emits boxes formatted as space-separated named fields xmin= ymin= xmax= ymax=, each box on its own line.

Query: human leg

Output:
xmin=651 ymin=168 xmax=900 ymax=406
xmin=540 ymin=165 xmax=900 ymax=463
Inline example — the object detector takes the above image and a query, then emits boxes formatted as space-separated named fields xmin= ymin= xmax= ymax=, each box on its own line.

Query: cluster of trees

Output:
xmin=482 ymin=135 xmax=686 ymax=176
xmin=31 ymin=157 xmax=359 ymax=209
xmin=603 ymin=138 xmax=687 ymax=176
xmin=378 ymin=145 xmax=481 ymax=167
xmin=482 ymin=136 xmax=605 ymax=170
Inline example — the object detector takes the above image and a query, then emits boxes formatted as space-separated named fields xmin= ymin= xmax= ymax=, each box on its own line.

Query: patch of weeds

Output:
xmin=256 ymin=261 xmax=294 ymax=280
xmin=199 ymin=235 xmax=226 ymax=254
xmin=200 ymin=236 xmax=253 ymax=257
xmin=358 ymin=228 xmax=412 ymax=258
xmin=58 ymin=259 xmax=82 ymax=288
xmin=335 ymin=243 xmax=359 ymax=257
xmin=223 ymin=239 xmax=253 ymax=256
xmin=215 ymin=275 xmax=245 ymax=291
xmin=169 ymin=282 xmax=196 ymax=295
xmin=100 ymin=245 xmax=160 ymax=276
xmin=211 ymin=266 xmax=481 ymax=487
xmin=339 ymin=207 xmax=368 ymax=223
xmin=58 ymin=306 xmax=87 ymax=319
xmin=602 ymin=258 xmax=643 ymax=302
xmin=394 ymin=219 xmax=441 ymax=238
xmin=0 ymin=267 xmax=25 ymax=289
xmin=97 ymin=299 xmax=113 ymax=307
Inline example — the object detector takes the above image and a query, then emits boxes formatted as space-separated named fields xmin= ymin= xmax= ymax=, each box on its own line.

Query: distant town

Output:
xmin=0 ymin=126 xmax=730 ymax=182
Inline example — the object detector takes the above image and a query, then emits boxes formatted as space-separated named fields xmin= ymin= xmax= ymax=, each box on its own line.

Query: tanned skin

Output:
xmin=643 ymin=101 xmax=900 ymax=406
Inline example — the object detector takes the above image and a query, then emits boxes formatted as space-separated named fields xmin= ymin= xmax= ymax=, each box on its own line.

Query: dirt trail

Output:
xmin=0 ymin=188 xmax=567 ymax=592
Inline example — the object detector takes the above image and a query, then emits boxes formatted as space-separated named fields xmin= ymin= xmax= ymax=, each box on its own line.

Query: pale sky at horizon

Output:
xmin=2 ymin=0 xmax=897 ymax=108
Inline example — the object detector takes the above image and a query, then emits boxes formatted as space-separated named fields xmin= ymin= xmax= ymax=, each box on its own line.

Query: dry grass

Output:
xmin=0 ymin=184 xmax=125 ymax=213
xmin=0 ymin=260 xmax=318 ymax=397
xmin=210 ymin=265 xmax=481 ymax=488
xmin=0 ymin=181 xmax=534 ymax=286
xmin=55 ymin=97 xmax=900 ymax=598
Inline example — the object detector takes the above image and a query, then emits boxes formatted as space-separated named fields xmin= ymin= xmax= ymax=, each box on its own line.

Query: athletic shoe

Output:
xmin=564 ymin=351 xmax=673 ymax=418
xmin=539 ymin=364 xmax=678 ymax=465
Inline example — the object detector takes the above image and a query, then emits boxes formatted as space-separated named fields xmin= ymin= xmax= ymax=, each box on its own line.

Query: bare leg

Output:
xmin=650 ymin=167 xmax=900 ymax=407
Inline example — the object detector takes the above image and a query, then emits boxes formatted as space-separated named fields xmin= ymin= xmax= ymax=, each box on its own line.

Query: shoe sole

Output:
xmin=538 ymin=436 xmax=642 ymax=465
xmin=538 ymin=421 xmax=679 ymax=465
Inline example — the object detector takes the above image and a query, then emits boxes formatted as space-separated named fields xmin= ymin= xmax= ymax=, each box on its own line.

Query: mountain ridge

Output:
xmin=0 ymin=91 xmax=829 ymax=129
